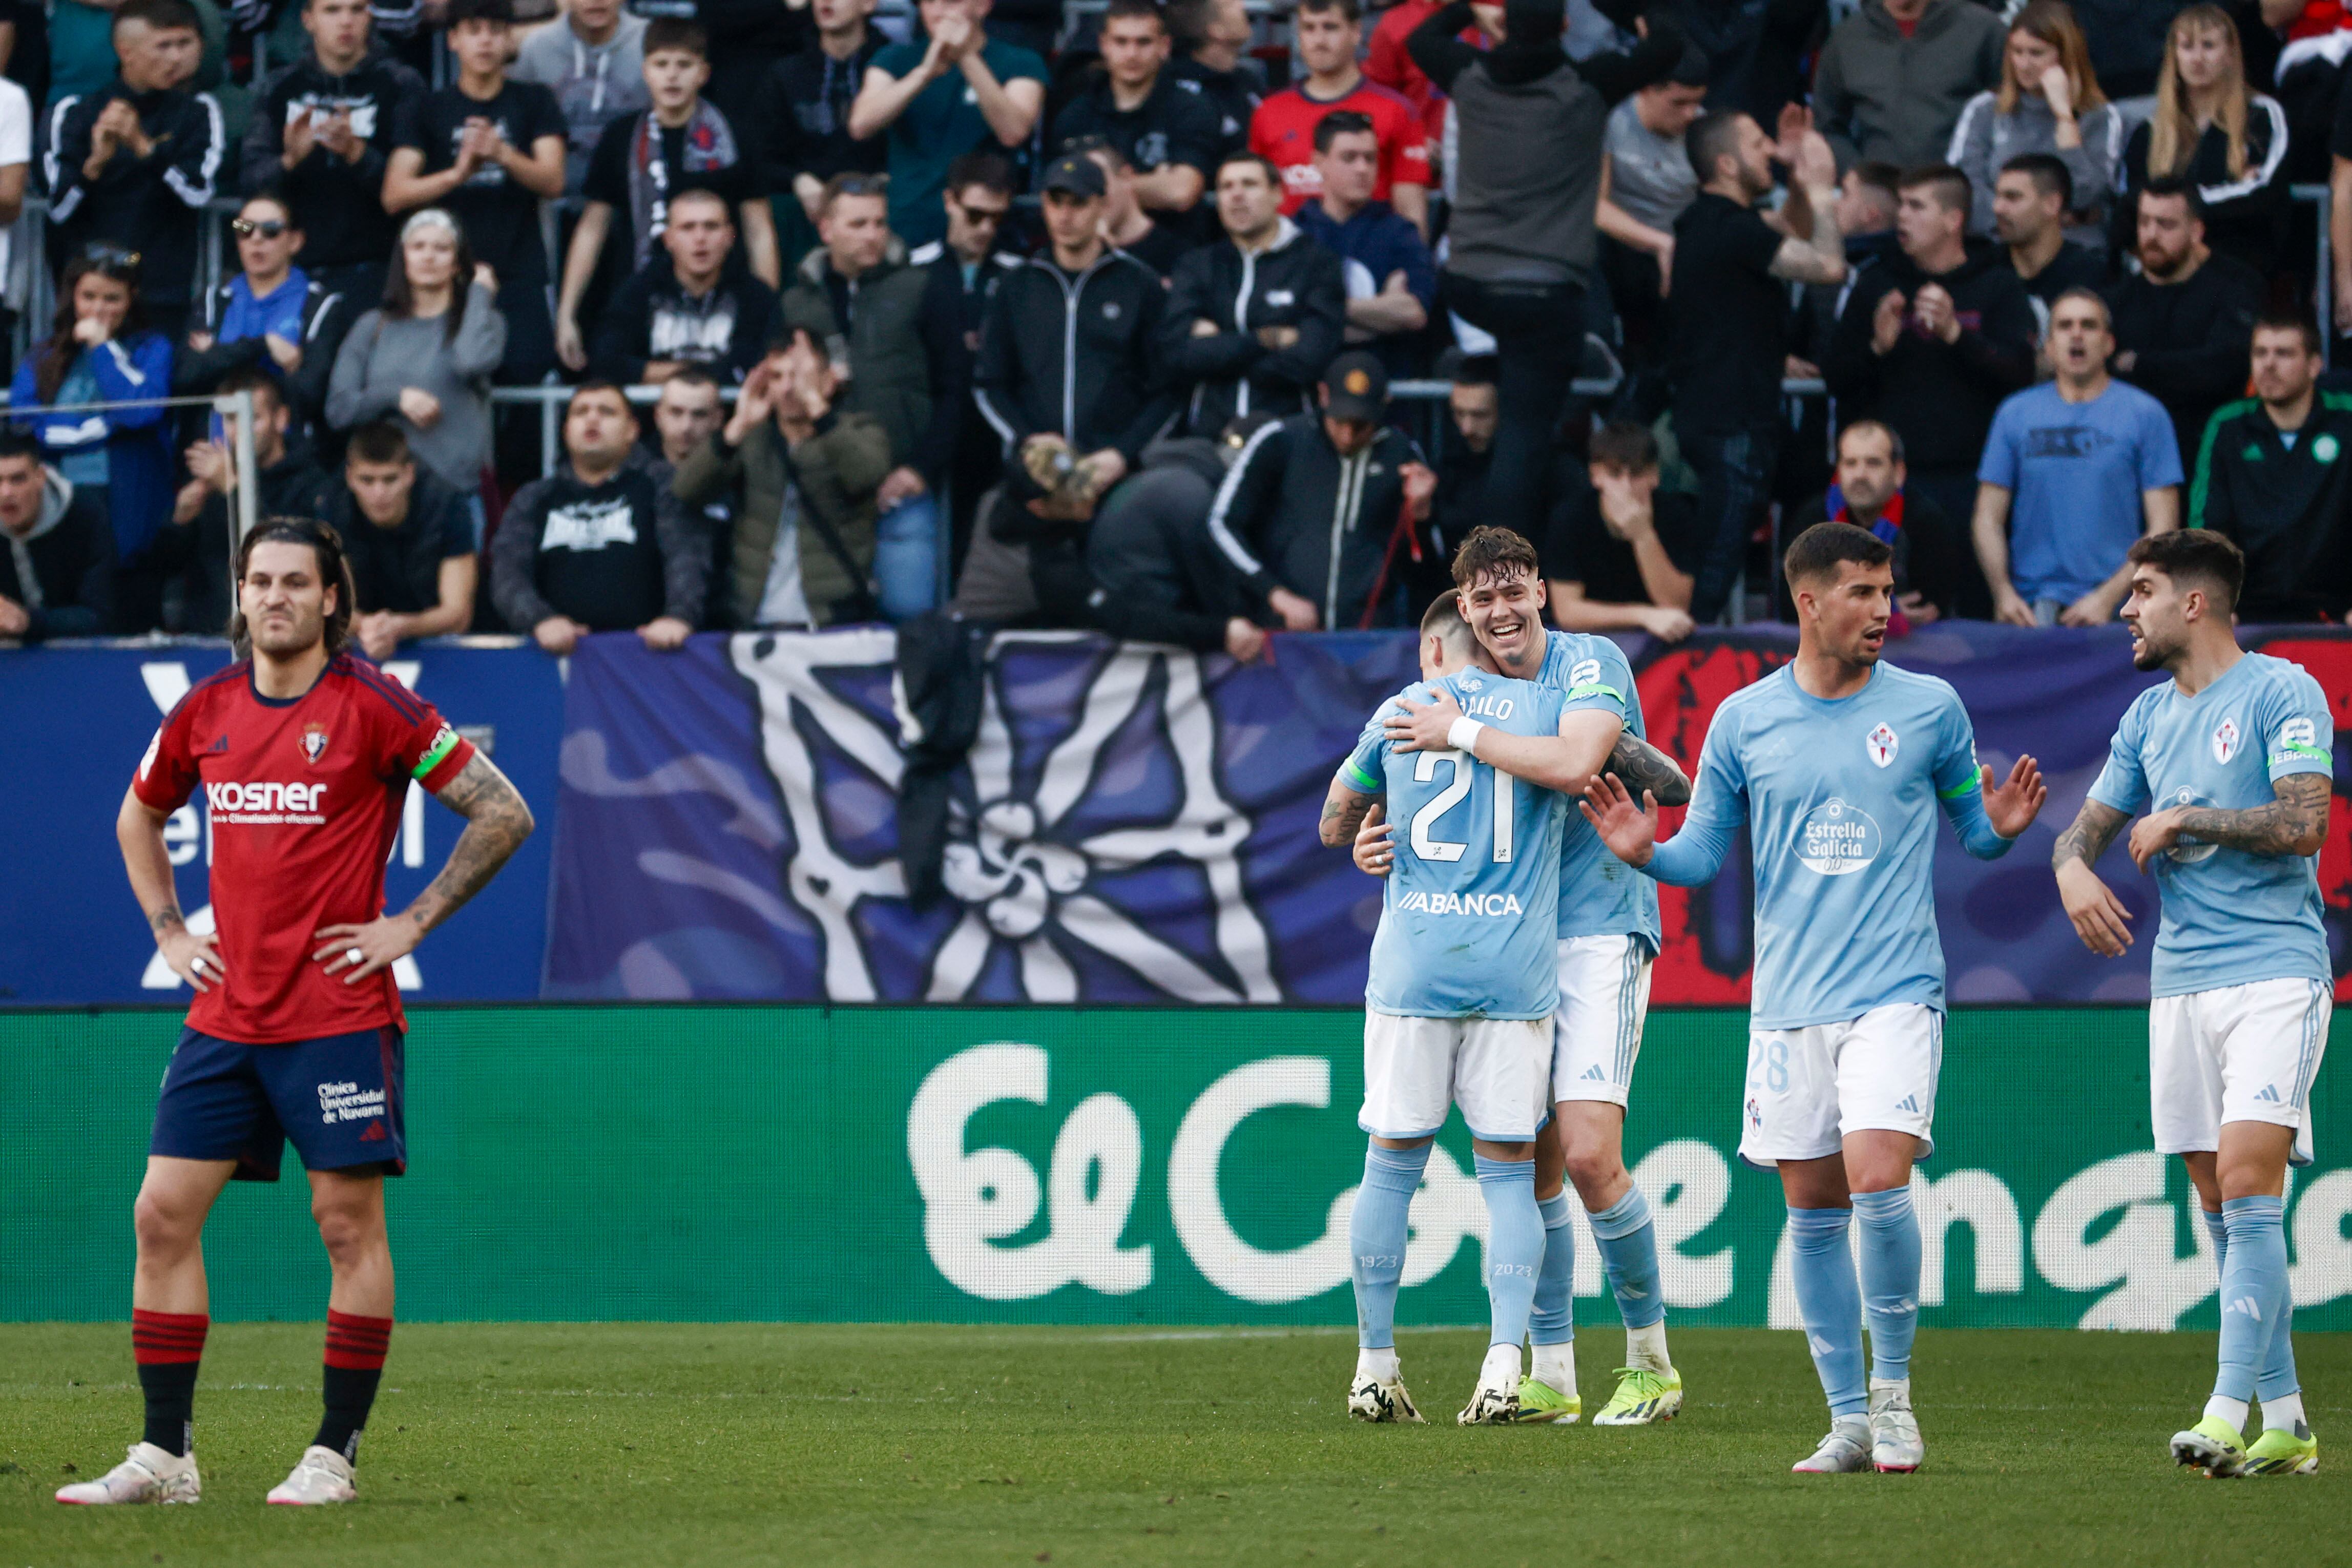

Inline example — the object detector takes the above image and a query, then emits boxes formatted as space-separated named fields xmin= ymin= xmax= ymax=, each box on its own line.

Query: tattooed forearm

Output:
xmin=401 ymin=753 xmax=535 ymax=934
xmin=2051 ymin=799 xmax=2129 ymax=870
xmin=1607 ymin=733 xmax=1691 ymax=808
xmin=1321 ymin=786 xmax=1376 ymax=848
xmin=2172 ymin=772 xmax=2330 ymax=858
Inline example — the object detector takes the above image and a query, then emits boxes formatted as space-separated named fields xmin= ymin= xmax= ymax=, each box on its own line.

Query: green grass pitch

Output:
xmin=2 ymin=1323 xmax=2345 ymax=1566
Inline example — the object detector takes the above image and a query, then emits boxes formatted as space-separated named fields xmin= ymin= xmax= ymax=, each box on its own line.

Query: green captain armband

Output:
xmin=1339 ymin=758 xmax=1382 ymax=795
xmin=413 ymin=725 xmax=462 ymax=780
xmin=1937 ymin=772 xmax=1982 ymax=800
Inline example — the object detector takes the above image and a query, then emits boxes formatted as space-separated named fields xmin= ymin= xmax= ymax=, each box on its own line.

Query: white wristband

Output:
xmin=1446 ymin=717 xmax=1485 ymax=755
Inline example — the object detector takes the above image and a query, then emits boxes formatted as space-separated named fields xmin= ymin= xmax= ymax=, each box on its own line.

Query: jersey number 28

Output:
xmin=1408 ymin=750 xmax=1514 ymax=864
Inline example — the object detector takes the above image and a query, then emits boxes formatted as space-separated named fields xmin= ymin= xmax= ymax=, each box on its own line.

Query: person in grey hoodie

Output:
xmin=1814 ymin=0 xmax=2004 ymax=173
xmin=1945 ymin=0 xmax=2122 ymax=249
xmin=0 ymin=431 xmax=114 ymax=639
xmin=325 ymin=209 xmax=508 ymax=528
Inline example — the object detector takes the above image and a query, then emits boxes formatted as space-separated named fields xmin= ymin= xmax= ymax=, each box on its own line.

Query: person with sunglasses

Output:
xmin=909 ymin=149 xmax=1018 ymax=592
xmin=174 ymin=193 xmax=349 ymax=435
xmin=9 ymin=245 xmax=175 ymax=631
xmin=42 ymin=0 xmax=224 ymax=347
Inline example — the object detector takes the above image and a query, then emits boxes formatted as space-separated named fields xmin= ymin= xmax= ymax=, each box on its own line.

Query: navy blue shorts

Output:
xmin=151 ymin=1027 xmax=406 ymax=1181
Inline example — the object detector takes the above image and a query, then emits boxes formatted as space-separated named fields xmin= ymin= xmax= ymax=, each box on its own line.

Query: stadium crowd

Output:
xmin=6 ymin=0 xmax=2352 ymax=648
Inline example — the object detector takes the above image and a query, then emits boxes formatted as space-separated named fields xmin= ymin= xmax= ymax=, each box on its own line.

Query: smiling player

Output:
xmin=1584 ymin=522 xmax=2044 ymax=1473
xmin=59 ymin=518 xmax=532 ymax=1509
xmin=2050 ymin=529 xmax=2331 ymax=1478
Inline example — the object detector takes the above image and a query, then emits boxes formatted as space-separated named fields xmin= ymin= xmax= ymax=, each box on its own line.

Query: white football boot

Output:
xmin=1347 ymin=1348 xmax=1426 ymax=1423
xmin=55 ymin=1442 xmax=200 ymax=1504
xmin=1869 ymin=1379 xmax=1924 ymax=1472
xmin=266 ymin=1445 xmax=357 ymax=1504
xmin=1791 ymin=1416 xmax=1874 ymax=1474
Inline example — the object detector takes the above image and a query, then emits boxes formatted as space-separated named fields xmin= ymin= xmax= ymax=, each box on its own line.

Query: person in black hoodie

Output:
xmin=2104 ymin=177 xmax=2264 ymax=475
xmin=492 ymin=381 xmax=707 ymax=653
xmin=0 ymin=431 xmax=113 ymax=639
xmin=332 ymin=419 xmax=479 ymax=657
xmin=761 ymin=0 xmax=886 ymax=225
xmin=960 ymin=153 xmax=1175 ymax=622
xmin=1203 ymin=350 xmax=1440 ymax=631
xmin=241 ymin=0 xmax=425 ymax=301
xmin=1160 ymin=152 xmax=1346 ymax=434
xmin=1826 ymin=163 xmax=2036 ymax=617
xmin=156 ymin=370 xmax=334 ymax=635
xmin=43 ymin=0 xmax=225 ymax=344
xmin=591 ymin=186 xmax=777 ymax=384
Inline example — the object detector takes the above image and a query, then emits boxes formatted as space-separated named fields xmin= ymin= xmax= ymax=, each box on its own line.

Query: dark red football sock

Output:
xmin=132 ymin=1309 xmax=207 ymax=1456
xmin=316 ymin=1310 xmax=392 ymax=1462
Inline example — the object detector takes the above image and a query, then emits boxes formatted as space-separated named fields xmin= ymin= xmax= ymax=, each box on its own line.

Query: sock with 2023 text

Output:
xmin=1529 ymin=1192 xmax=1577 ymax=1395
xmin=2209 ymin=1197 xmax=2288 ymax=1428
xmin=1786 ymin=1207 xmax=1867 ymax=1419
xmin=317 ymin=1310 xmax=393 ymax=1463
xmin=1851 ymin=1186 xmax=1922 ymax=1385
xmin=2203 ymin=1204 xmax=2304 ymax=1430
xmin=133 ymin=1309 xmax=207 ymax=1457
xmin=1349 ymin=1142 xmax=1431 ymax=1357
xmin=1474 ymin=1155 xmax=1543 ymax=1357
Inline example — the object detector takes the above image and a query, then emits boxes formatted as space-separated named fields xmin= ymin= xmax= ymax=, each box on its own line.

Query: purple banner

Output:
xmin=543 ymin=625 xmax=2352 ymax=1004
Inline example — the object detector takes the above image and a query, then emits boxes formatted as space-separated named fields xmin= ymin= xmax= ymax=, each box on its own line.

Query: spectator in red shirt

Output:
xmin=1364 ymin=0 xmax=1497 ymax=168
xmin=1250 ymin=0 xmax=1428 ymax=235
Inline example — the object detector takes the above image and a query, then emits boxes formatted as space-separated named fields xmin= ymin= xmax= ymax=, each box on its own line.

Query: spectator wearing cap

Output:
xmin=1204 ymin=350 xmax=1441 ymax=631
xmin=592 ymin=186 xmax=778 ymax=387
xmin=1074 ymin=138 xmax=1194 ymax=280
xmin=1253 ymin=0 xmax=1428 ymax=235
xmin=43 ymin=0 xmax=225 ymax=346
xmin=778 ymin=171 xmax=967 ymax=619
xmin=2189 ymin=312 xmax=2352 ymax=623
xmin=1596 ymin=45 xmax=1708 ymax=377
xmin=1825 ymin=164 xmax=2036 ymax=616
xmin=1293 ymin=111 xmax=1434 ymax=378
xmin=2105 ymin=177 xmax=2264 ymax=475
xmin=675 ymin=324 xmax=894 ymax=630
xmin=1813 ymin=0 xmax=2004 ymax=173
xmin=1166 ymin=0 xmax=1265 ymax=163
xmin=958 ymin=152 xmax=1173 ymax=623
xmin=1161 ymin=152 xmax=1347 ymax=434
xmin=1973 ymin=287 xmax=2181 ymax=628
xmin=1992 ymin=153 xmax=2107 ymax=317
xmin=758 ymin=0 xmax=886 ymax=226
xmin=1793 ymin=417 xmax=1945 ymax=626
xmin=174 ymin=191 xmax=347 ymax=434
xmin=1408 ymin=0 xmax=1687 ymax=543
xmin=848 ymin=0 xmax=1046 ymax=252
xmin=328 ymin=419 xmax=478 ymax=658
xmin=385 ymin=0 xmax=569 ymax=386
xmin=1944 ymin=2 xmax=2123 ymax=248
xmin=1541 ymin=417 xmax=1701 ymax=642
xmin=494 ymin=381 xmax=707 ymax=652
xmin=1050 ymin=0 xmax=1221 ymax=221
xmin=509 ymin=0 xmax=650 ymax=196
xmin=0 ymin=428 xmax=113 ymax=640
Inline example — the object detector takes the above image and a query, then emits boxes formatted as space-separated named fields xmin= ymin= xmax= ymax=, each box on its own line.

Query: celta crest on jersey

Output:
xmin=1867 ymin=721 xmax=1898 ymax=767
xmin=2213 ymin=716 xmax=2241 ymax=763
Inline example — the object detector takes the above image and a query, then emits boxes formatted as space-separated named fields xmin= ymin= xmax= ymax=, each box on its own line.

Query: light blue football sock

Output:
xmin=1787 ymin=1206 xmax=1867 ymax=1418
xmin=1851 ymin=1186 xmax=1922 ymax=1384
xmin=2215 ymin=1196 xmax=2288 ymax=1405
xmin=1475 ymin=1155 xmax=1542 ymax=1349
xmin=1529 ymin=1191 xmax=1576 ymax=1347
xmin=1349 ymin=1142 xmax=1430 ymax=1351
xmin=2206 ymin=1202 xmax=2301 ymax=1406
xmin=1588 ymin=1186 xmax=1667 ymax=1331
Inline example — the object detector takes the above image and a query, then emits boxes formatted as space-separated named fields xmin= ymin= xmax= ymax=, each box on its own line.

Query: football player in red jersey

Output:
xmin=59 ymin=518 xmax=533 ymax=1510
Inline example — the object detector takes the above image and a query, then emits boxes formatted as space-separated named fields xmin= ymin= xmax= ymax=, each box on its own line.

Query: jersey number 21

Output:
xmin=1408 ymin=751 xmax=1514 ymax=865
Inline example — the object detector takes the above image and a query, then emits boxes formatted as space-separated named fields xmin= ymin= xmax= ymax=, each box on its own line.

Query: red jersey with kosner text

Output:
xmin=131 ymin=653 xmax=477 ymax=1044
xmin=1250 ymin=80 xmax=1430 ymax=214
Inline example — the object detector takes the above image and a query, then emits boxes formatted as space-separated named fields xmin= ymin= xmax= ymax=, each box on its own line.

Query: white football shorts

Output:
xmin=1738 ymin=1002 xmax=1942 ymax=1168
xmin=1552 ymin=934 xmax=1653 ymax=1107
xmin=2150 ymin=977 xmax=2331 ymax=1167
xmin=1361 ymin=1010 xmax=1552 ymax=1143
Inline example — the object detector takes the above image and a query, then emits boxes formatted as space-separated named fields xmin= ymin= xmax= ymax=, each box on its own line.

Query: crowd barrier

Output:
xmin=2 ymin=1004 xmax=2343 ymax=1327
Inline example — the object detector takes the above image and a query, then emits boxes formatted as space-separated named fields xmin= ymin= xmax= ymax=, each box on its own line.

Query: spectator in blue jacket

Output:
xmin=173 ymin=190 xmax=351 ymax=434
xmin=1291 ymin=109 xmax=1432 ymax=378
xmin=10 ymin=247 xmax=174 ymax=631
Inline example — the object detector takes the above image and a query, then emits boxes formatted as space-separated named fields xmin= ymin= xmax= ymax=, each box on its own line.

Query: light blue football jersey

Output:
xmin=1641 ymin=661 xmax=2015 ymax=1029
xmin=1536 ymin=631 xmax=1663 ymax=949
xmin=1341 ymin=670 xmax=1571 ymax=1019
xmin=2086 ymin=651 xmax=2333 ymax=998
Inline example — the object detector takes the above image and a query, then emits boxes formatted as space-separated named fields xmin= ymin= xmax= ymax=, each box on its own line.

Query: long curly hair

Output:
xmin=33 ymin=249 xmax=147 ymax=404
xmin=227 ymin=516 xmax=358 ymax=661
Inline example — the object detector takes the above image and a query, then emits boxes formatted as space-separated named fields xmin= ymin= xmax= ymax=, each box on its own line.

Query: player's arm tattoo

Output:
xmin=1606 ymin=733 xmax=1691 ymax=808
xmin=2169 ymin=771 xmax=2332 ymax=858
xmin=2050 ymin=798 xmax=2129 ymax=870
xmin=405 ymin=752 xmax=536 ymax=934
xmin=148 ymin=905 xmax=187 ymax=935
xmin=1321 ymin=784 xmax=1377 ymax=848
